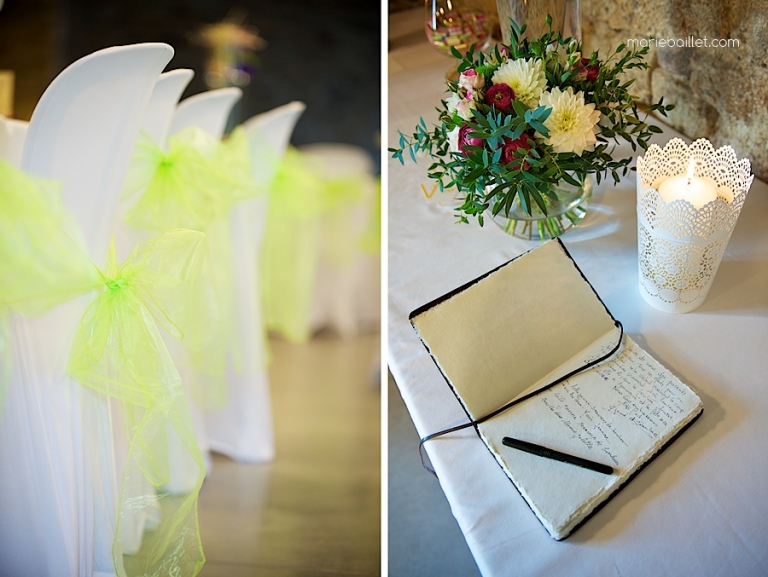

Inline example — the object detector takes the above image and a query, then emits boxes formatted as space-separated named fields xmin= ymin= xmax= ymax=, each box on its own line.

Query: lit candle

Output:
xmin=657 ymin=157 xmax=718 ymax=209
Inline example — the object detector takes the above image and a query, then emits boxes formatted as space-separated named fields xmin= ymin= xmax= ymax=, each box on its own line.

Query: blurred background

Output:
xmin=0 ymin=0 xmax=380 ymax=169
xmin=0 ymin=1 xmax=381 ymax=575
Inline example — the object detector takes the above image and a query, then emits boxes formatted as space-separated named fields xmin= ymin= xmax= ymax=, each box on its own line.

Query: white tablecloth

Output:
xmin=387 ymin=10 xmax=768 ymax=576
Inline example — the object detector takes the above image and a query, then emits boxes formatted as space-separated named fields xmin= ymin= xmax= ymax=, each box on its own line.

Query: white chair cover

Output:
xmin=0 ymin=115 xmax=28 ymax=168
xmin=168 ymin=86 xmax=242 ymax=138
xmin=113 ymin=69 xmax=195 ymax=263
xmin=300 ymin=143 xmax=381 ymax=337
xmin=110 ymin=68 xmax=195 ymax=555
xmin=0 ymin=43 xmax=173 ymax=577
xmin=139 ymin=69 xmax=194 ymax=145
xmin=161 ymin=86 xmax=242 ymax=493
xmin=205 ymin=101 xmax=306 ymax=462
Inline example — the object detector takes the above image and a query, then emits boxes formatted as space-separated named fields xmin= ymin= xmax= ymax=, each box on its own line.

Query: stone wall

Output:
xmin=581 ymin=0 xmax=768 ymax=181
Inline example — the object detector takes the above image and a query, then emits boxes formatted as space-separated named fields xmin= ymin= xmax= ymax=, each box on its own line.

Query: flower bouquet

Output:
xmin=390 ymin=17 xmax=674 ymax=239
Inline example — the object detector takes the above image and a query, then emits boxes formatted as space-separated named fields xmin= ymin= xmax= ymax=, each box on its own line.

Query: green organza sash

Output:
xmin=260 ymin=147 xmax=374 ymax=342
xmin=260 ymin=147 xmax=325 ymax=343
xmin=122 ymin=127 xmax=260 ymax=406
xmin=0 ymin=159 xmax=207 ymax=577
xmin=123 ymin=127 xmax=256 ymax=232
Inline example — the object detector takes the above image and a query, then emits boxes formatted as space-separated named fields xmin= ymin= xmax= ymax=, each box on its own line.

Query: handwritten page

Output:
xmin=480 ymin=333 xmax=702 ymax=539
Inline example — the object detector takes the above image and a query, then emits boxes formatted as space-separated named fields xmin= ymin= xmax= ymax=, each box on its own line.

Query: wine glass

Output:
xmin=424 ymin=0 xmax=492 ymax=57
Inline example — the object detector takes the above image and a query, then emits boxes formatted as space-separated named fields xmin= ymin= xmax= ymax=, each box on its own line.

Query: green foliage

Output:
xmin=388 ymin=17 xmax=675 ymax=224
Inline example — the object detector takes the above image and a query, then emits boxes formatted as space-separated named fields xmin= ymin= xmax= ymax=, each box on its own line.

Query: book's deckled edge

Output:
xmin=408 ymin=238 xmax=616 ymax=324
xmin=557 ymin=403 xmax=703 ymax=540
xmin=407 ymin=238 xmax=705 ymax=541
xmin=476 ymin=402 xmax=703 ymax=541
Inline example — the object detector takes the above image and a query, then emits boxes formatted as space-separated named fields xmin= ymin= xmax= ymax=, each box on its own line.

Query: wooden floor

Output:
xmin=198 ymin=333 xmax=381 ymax=576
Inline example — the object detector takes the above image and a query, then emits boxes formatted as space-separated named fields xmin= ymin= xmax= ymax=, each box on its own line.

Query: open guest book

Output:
xmin=410 ymin=239 xmax=703 ymax=540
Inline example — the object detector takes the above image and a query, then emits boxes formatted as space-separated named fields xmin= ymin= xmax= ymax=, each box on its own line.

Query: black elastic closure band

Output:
xmin=418 ymin=320 xmax=624 ymax=477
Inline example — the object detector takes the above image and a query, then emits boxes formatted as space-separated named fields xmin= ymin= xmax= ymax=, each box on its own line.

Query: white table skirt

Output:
xmin=387 ymin=10 xmax=768 ymax=576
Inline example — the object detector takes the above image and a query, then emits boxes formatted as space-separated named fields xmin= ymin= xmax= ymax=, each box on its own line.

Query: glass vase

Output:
xmin=424 ymin=0 xmax=493 ymax=57
xmin=495 ymin=0 xmax=581 ymax=43
xmin=488 ymin=176 xmax=592 ymax=240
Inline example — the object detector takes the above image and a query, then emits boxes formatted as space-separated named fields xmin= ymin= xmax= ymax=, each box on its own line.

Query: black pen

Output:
xmin=502 ymin=437 xmax=614 ymax=475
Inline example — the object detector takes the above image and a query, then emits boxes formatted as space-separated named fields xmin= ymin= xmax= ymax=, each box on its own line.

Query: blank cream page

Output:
xmin=411 ymin=240 xmax=617 ymax=419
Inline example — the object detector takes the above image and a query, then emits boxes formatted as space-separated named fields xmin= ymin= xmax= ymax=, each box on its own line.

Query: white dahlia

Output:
xmin=491 ymin=58 xmax=547 ymax=108
xmin=537 ymin=87 xmax=600 ymax=155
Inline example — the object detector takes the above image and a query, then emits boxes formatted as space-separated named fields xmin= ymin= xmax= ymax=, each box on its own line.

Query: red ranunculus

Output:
xmin=500 ymin=134 xmax=534 ymax=169
xmin=458 ymin=125 xmax=483 ymax=155
xmin=574 ymin=58 xmax=600 ymax=82
xmin=484 ymin=83 xmax=515 ymax=110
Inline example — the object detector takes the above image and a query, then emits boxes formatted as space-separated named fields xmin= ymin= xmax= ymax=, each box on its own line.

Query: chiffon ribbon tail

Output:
xmin=66 ymin=230 xmax=208 ymax=577
xmin=177 ymin=220 xmax=232 ymax=408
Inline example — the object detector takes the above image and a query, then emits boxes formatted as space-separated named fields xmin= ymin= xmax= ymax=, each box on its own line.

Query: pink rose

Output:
xmin=458 ymin=125 xmax=483 ymax=155
xmin=459 ymin=69 xmax=485 ymax=92
xmin=574 ymin=58 xmax=600 ymax=82
xmin=500 ymin=134 xmax=534 ymax=169
xmin=484 ymin=83 xmax=515 ymax=110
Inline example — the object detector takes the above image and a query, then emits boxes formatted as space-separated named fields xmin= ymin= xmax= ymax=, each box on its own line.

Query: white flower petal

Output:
xmin=491 ymin=58 xmax=548 ymax=109
xmin=537 ymin=87 xmax=601 ymax=155
xmin=446 ymin=92 xmax=476 ymax=120
xmin=448 ymin=126 xmax=461 ymax=153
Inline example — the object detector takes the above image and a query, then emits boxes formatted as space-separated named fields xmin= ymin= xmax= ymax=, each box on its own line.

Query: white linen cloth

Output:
xmin=388 ymin=11 xmax=768 ymax=576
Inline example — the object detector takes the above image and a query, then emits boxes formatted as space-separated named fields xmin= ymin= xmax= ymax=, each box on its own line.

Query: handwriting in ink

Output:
xmin=536 ymin=339 xmax=694 ymax=467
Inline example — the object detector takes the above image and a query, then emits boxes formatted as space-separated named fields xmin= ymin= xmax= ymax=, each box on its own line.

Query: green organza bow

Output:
xmin=123 ymin=127 xmax=256 ymax=232
xmin=0 ymin=159 xmax=207 ymax=577
xmin=122 ymin=127 xmax=261 ymax=406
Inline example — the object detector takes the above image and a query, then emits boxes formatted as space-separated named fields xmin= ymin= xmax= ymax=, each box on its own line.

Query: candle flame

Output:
xmin=685 ymin=156 xmax=695 ymax=186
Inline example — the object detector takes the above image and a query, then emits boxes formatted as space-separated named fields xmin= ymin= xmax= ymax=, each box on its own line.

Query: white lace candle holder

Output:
xmin=636 ymin=138 xmax=754 ymax=313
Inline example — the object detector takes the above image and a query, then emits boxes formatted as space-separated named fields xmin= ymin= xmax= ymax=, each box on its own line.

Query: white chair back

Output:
xmin=0 ymin=116 xmax=28 ymax=167
xmin=21 ymin=43 xmax=174 ymax=265
xmin=299 ymin=143 xmax=379 ymax=338
xmin=204 ymin=102 xmax=305 ymax=464
xmin=243 ymin=100 xmax=305 ymax=187
xmin=0 ymin=43 xmax=173 ymax=577
xmin=160 ymin=86 xmax=243 ymax=493
xmin=140 ymin=68 xmax=194 ymax=145
xmin=112 ymin=68 xmax=197 ymax=551
xmin=169 ymin=86 xmax=242 ymax=138
xmin=111 ymin=68 xmax=193 ymax=259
